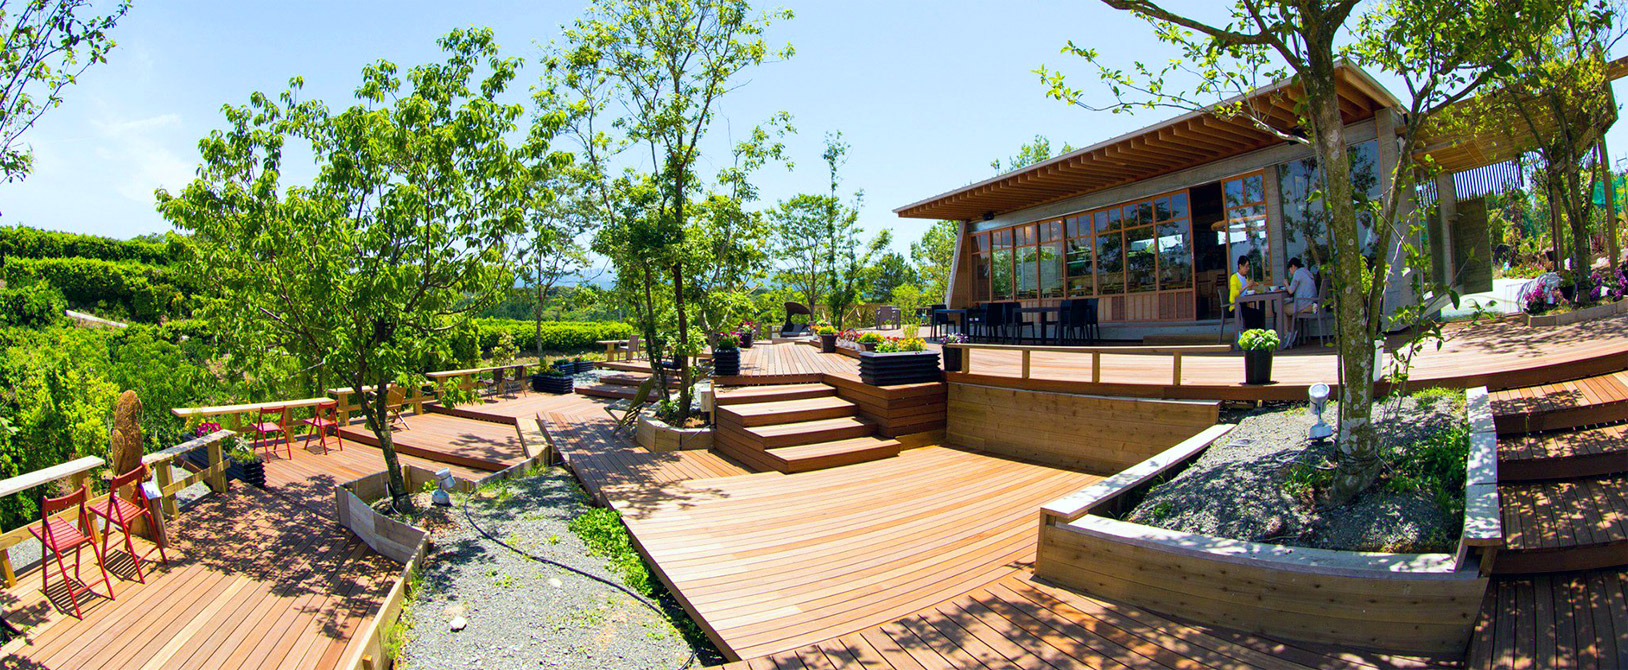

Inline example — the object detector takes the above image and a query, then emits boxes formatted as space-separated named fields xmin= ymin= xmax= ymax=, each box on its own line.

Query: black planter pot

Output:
xmin=859 ymin=351 xmax=942 ymax=386
xmin=943 ymin=348 xmax=962 ymax=373
xmin=226 ymin=457 xmax=266 ymax=488
xmin=819 ymin=334 xmax=837 ymax=354
xmin=713 ymin=348 xmax=741 ymax=376
xmin=740 ymin=332 xmax=754 ymax=349
xmin=860 ymin=341 xmax=877 ymax=352
xmin=1560 ymin=284 xmax=1576 ymax=302
xmin=574 ymin=360 xmax=595 ymax=374
xmin=536 ymin=374 xmax=574 ymax=394
xmin=553 ymin=360 xmax=575 ymax=373
xmin=1244 ymin=349 xmax=1274 ymax=385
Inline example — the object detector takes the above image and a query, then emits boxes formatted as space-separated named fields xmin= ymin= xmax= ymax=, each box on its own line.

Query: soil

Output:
xmin=1125 ymin=393 xmax=1467 ymax=553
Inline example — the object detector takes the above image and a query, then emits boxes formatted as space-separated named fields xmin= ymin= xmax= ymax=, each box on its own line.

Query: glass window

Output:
xmin=1016 ymin=242 xmax=1039 ymax=299
xmin=1277 ymin=139 xmax=1382 ymax=267
xmin=1157 ymin=221 xmax=1192 ymax=290
xmin=992 ymin=248 xmax=1014 ymax=300
xmin=1066 ymin=237 xmax=1094 ymax=295
xmin=1096 ymin=232 xmax=1124 ymax=294
xmin=1065 ymin=216 xmax=1084 ymax=239
xmin=1096 ymin=210 xmax=1111 ymax=232
xmin=1137 ymin=202 xmax=1153 ymax=226
xmin=974 ymin=233 xmax=990 ymax=253
xmin=1126 ymin=225 xmax=1157 ymax=293
xmin=1040 ymin=241 xmax=1064 ymax=298
xmin=1106 ymin=208 xmax=1122 ymax=231
xmin=1171 ymin=192 xmax=1189 ymax=220
xmin=975 ymin=253 xmax=991 ymax=302
xmin=1154 ymin=197 xmax=1171 ymax=222
xmin=994 ymin=229 xmax=1012 ymax=249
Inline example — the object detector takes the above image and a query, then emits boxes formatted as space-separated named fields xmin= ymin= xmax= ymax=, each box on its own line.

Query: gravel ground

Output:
xmin=1127 ymin=393 xmax=1464 ymax=552
xmin=398 ymin=468 xmax=693 ymax=670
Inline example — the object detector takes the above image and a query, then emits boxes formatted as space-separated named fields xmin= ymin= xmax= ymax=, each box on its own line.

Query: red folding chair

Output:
xmin=251 ymin=407 xmax=293 ymax=459
xmin=302 ymin=401 xmax=341 ymax=454
xmin=89 ymin=464 xmax=168 ymax=584
xmin=29 ymin=485 xmax=114 ymax=617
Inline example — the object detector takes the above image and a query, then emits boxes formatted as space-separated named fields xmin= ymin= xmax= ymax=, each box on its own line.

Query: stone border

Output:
xmin=636 ymin=411 xmax=714 ymax=452
xmin=1035 ymin=395 xmax=1502 ymax=655
xmin=1525 ymin=296 xmax=1628 ymax=327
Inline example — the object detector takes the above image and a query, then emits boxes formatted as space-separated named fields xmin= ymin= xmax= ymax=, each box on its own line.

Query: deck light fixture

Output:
xmin=1308 ymin=382 xmax=1333 ymax=443
xmin=432 ymin=467 xmax=455 ymax=506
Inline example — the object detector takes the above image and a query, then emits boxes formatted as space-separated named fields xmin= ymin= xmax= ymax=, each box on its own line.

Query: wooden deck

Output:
xmin=253 ymin=436 xmax=488 ymax=517
xmin=720 ymin=572 xmax=1452 ymax=670
xmin=539 ymin=397 xmax=751 ymax=504
xmin=1468 ymin=568 xmax=1628 ymax=670
xmin=737 ymin=316 xmax=1628 ymax=400
xmin=424 ymin=391 xmax=588 ymax=426
xmin=337 ymin=412 xmax=529 ymax=472
xmin=0 ymin=481 xmax=394 ymax=669
xmin=612 ymin=445 xmax=1101 ymax=660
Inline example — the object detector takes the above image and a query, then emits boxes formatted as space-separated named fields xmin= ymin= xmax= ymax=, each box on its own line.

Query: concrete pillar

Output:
xmin=1434 ymin=171 xmax=1459 ymax=287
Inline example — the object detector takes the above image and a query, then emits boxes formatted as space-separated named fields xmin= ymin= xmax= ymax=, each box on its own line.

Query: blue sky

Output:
xmin=4 ymin=0 xmax=1628 ymax=257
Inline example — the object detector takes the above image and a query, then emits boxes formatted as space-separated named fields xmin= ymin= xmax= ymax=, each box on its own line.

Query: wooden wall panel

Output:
xmin=946 ymin=383 xmax=1217 ymax=474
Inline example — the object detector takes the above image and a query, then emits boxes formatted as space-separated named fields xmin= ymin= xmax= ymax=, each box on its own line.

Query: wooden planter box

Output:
xmin=534 ymin=374 xmax=574 ymax=394
xmin=859 ymin=351 xmax=941 ymax=386
xmin=1035 ymin=394 xmax=1502 ymax=656
xmin=186 ymin=448 xmax=265 ymax=488
xmin=636 ymin=412 xmax=714 ymax=453
xmin=1525 ymin=297 xmax=1628 ymax=327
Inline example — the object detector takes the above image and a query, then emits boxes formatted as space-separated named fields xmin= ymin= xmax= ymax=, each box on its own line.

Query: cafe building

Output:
xmin=895 ymin=63 xmax=1517 ymax=342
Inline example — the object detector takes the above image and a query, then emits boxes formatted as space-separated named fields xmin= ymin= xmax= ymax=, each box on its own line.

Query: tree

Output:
xmin=549 ymin=0 xmax=791 ymax=422
xmin=990 ymin=134 xmax=1075 ymax=174
xmin=864 ymin=251 xmax=917 ymax=302
xmin=816 ymin=134 xmax=889 ymax=328
xmin=158 ymin=29 xmax=552 ymax=509
xmin=0 ymin=0 xmax=129 ymax=184
xmin=771 ymin=193 xmax=833 ymax=313
xmin=517 ymin=176 xmax=593 ymax=360
xmin=911 ymin=220 xmax=958 ymax=302
xmin=1043 ymin=0 xmax=1555 ymax=502
xmin=1462 ymin=0 xmax=1624 ymax=299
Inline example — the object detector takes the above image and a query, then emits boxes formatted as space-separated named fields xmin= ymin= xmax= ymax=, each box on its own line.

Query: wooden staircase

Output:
xmin=714 ymin=383 xmax=900 ymax=473
xmin=576 ymin=370 xmax=680 ymax=401
xmin=1490 ymin=371 xmax=1628 ymax=575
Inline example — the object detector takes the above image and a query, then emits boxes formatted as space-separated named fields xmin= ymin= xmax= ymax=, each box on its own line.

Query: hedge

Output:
xmin=3 ymin=256 xmax=192 ymax=322
xmin=475 ymin=319 xmax=635 ymax=353
xmin=0 ymin=284 xmax=65 ymax=328
xmin=0 ymin=225 xmax=186 ymax=266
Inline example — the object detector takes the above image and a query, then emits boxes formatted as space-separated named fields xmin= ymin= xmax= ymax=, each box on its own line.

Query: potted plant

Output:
xmin=224 ymin=438 xmax=266 ymax=488
xmin=553 ymin=358 xmax=575 ymax=373
xmin=712 ymin=333 xmax=741 ymax=376
xmin=941 ymin=333 xmax=967 ymax=373
xmin=571 ymin=356 xmax=594 ymax=374
xmin=816 ymin=325 xmax=838 ymax=353
xmin=535 ymin=368 xmax=574 ymax=394
xmin=857 ymin=331 xmax=885 ymax=352
xmin=859 ymin=337 xmax=941 ymax=385
xmin=1238 ymin=328 xmax=1281 ymax=385
xmin=737 ymin=321 xmax=756 ymax=349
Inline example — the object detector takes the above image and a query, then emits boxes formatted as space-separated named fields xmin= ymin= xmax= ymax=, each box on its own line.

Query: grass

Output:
xmin=1382 ymin=419 xmax=1471 ymax=517
xmin=567 ymin=505 xmax=720 ymax=661
xmin=382 ymin=568 xmax=423 ymax=665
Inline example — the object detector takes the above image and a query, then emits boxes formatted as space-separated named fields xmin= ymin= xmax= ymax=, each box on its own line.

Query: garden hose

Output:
xmin=458 ymin=491 xmax=699 ymax=670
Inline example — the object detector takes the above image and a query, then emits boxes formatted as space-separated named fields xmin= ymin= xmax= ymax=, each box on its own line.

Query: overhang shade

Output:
xmin=894 ymin=65 xmax=1398 ymax=221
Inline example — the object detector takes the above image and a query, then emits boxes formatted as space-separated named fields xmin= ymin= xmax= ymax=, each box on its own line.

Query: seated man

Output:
xmin=1229 ymin=255 xmax=1265 ymax=330
xmin=1285 ymin=257 xmax=1319 ymax=315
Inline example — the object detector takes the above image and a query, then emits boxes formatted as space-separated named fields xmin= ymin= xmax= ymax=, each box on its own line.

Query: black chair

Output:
xmin=988 ymin=302 xmax=1029 ymax=344
xmin=780 ymin=301 xmax=812 ymax=337
xmin=928 ymin=303 xmax=951 ymax=340
xmin=1059 ymin=299 xmax=1099 ymax=344
xmin=965 ymin=305 xmax=988 ymax=342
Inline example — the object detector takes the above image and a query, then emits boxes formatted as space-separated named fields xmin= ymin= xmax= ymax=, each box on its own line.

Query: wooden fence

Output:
xmin=944 ymin=342 xmax=1233 ymax=386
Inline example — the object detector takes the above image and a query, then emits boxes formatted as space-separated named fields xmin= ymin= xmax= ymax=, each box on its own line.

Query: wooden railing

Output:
xmin=425 ymin=363 xmax=531 ymax=398
xmin=327 ymin=384 xmax=433 ymax=427
xmin=0 ymin=430 xmax=234 ymax=587
xmin=172 ymin=397 xmax=333 ymax=433
xmin=944 ymin=343 xmax=1234 ymax=386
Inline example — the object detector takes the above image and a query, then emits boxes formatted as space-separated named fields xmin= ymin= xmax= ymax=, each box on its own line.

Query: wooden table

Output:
xmin=597 ymin=339 xmax=629 ymax=361
xmin=1236 ymin=290 xmax=1294 ymax=348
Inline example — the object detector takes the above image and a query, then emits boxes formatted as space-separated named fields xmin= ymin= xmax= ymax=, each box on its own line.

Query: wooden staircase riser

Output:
xmin=1493 ymin=544 xmax=1628 ymax=575
xmin=1493 ymin=400 xmax=1628 ymax=436
xmin=715 ymin=403 xmax=858 ymax=428
xmin=713 ymin=384 xmax=836 ymax=406
xmin=1498 ymin=453 xmax=1628 ymax=482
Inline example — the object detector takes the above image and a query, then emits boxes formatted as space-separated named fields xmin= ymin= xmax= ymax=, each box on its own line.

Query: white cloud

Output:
xmin=90 ymin=112 xmax=194 ymax=204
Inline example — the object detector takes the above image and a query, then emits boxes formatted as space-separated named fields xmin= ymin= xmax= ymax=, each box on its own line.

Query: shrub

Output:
xmin=713 ymin=333 xmax=739 ymax=350
xmin=0 ymin=226 xmax=186 ymax=266
xmin=857 ymin=331 xmax=884 ymax=345
xmin=1238 ymin=328 xmax=1280 ymax=351
xmin=0 ymin=284 xmax=65 ymax=328
xmin=3 ymin=256 xmax=191 ymax=322
xmin=473 ymin=319 xmax=635 ymax=354
xmin=815 ymin=325 xmax=836 ymax=336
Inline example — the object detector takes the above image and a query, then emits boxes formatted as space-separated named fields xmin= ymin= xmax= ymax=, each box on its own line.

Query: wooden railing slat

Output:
xmin=0 ymin=456 xmax=104 ymax=499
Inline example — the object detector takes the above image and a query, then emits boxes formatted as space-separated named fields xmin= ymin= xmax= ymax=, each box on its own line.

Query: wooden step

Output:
xmin=715 ymin=396 xmax=858 ymax=427
xmin=1499 ymin=423 xmax=1628 ymax=482
xmin=739 ymin=416 xmax=875 ymax=449
xmin=1494 ymin=475 xmax=1628 ymax=574
xmin=595 ymin=359 xmax=669 ymax=374
xmin=575 ymin=383 xmax=636 ymax=400
xmin=1491 ymin=371 xmax=1628 ymax=435
xmin=599 ymin=373 xmax=682 ymax=388
xmin=765 ymin=437 xmax=900 ymax=473
xmin=713 ymin=383 xmax=835 ymax=406
xmin=1466 ymin=568 xmax=1628 ymax=669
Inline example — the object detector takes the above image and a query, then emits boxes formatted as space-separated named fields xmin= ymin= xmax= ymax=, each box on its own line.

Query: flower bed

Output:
xmin=1033 ymin=390 xmax=1501 ymax=655
xmin=636 ymin=411 xmax=714 ymax=453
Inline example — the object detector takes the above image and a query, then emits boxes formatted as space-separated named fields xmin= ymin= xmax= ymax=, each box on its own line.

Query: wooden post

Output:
xmin=1021 ymin=350 xmax=1032 ymax=380
xmin=335 ymin=390 xmax=352 ymax=426
xmin=1172 ymin=353 xmax=1183 ymax=386
xmin=410 ymin=384 xmax=425 ymax=416
xmin=960 ymin=347 xmax=970 ymax=373
xmin=1 ymin=551 xmax=14 ymax=587
xmin=144 ymin=490 xmax=169 ymax=547
xmin=155 ymin=463 xmax=178 ymax=516
xmin=1599 ymin=139 xmax=1619 ymax=270
xmin=1091 ymin=352 xmax=1102 ymax=384
xmin=207 ymin=435 xmax=227 ymax=493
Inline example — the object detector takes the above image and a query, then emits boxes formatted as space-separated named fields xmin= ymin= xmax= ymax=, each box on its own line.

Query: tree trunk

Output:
xmin=366 ymin=378 xmax=411 ymax=511
xmin=672 ymin=260 xmax=692 ymax=422
xmin=1306 ymin=73 xmax=1381 ymax=504
xmin=1598 ymin=139 xmax=1619 ymax=271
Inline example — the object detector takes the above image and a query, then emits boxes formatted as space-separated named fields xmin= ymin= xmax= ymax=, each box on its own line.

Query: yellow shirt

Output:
xmin=1229 ymin=272 xmax=1246 ymax=309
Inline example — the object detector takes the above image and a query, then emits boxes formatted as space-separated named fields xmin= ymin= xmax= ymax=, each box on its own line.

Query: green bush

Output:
xmin=474 ymin=319 xmax=634 ymax=354
xmin=0 ymin=284 xmax=65 ymax=328
xmin=3 ymin=256 xmax=191 ymax=322
xmin=0 ymin=226 xmax=186 ymax=265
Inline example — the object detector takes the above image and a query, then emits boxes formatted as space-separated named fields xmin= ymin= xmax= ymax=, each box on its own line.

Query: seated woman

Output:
xmin=1229 ymin=255 xmax=1264 ymax=330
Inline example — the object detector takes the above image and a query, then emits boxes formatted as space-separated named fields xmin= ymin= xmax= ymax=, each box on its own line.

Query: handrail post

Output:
xmin=410 ymin=384 xmax=425 ymax=416
xmin=1 ymin=551 xmax=13 ymax=587
xmin=961 ymin=346 xmax=971 ymax=373
xmin=1092 ymin=352 xmax=1101 ymax=383
xmin=208 ymin=435 xmax=227 ymax=493
xmin=1021 ymin=350 xmax=1032 ymax=379
xmin=155 ymin=463 xmax=177 ymax=516
xmin=1172 ymin=352 xmax=1183 ymax=386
